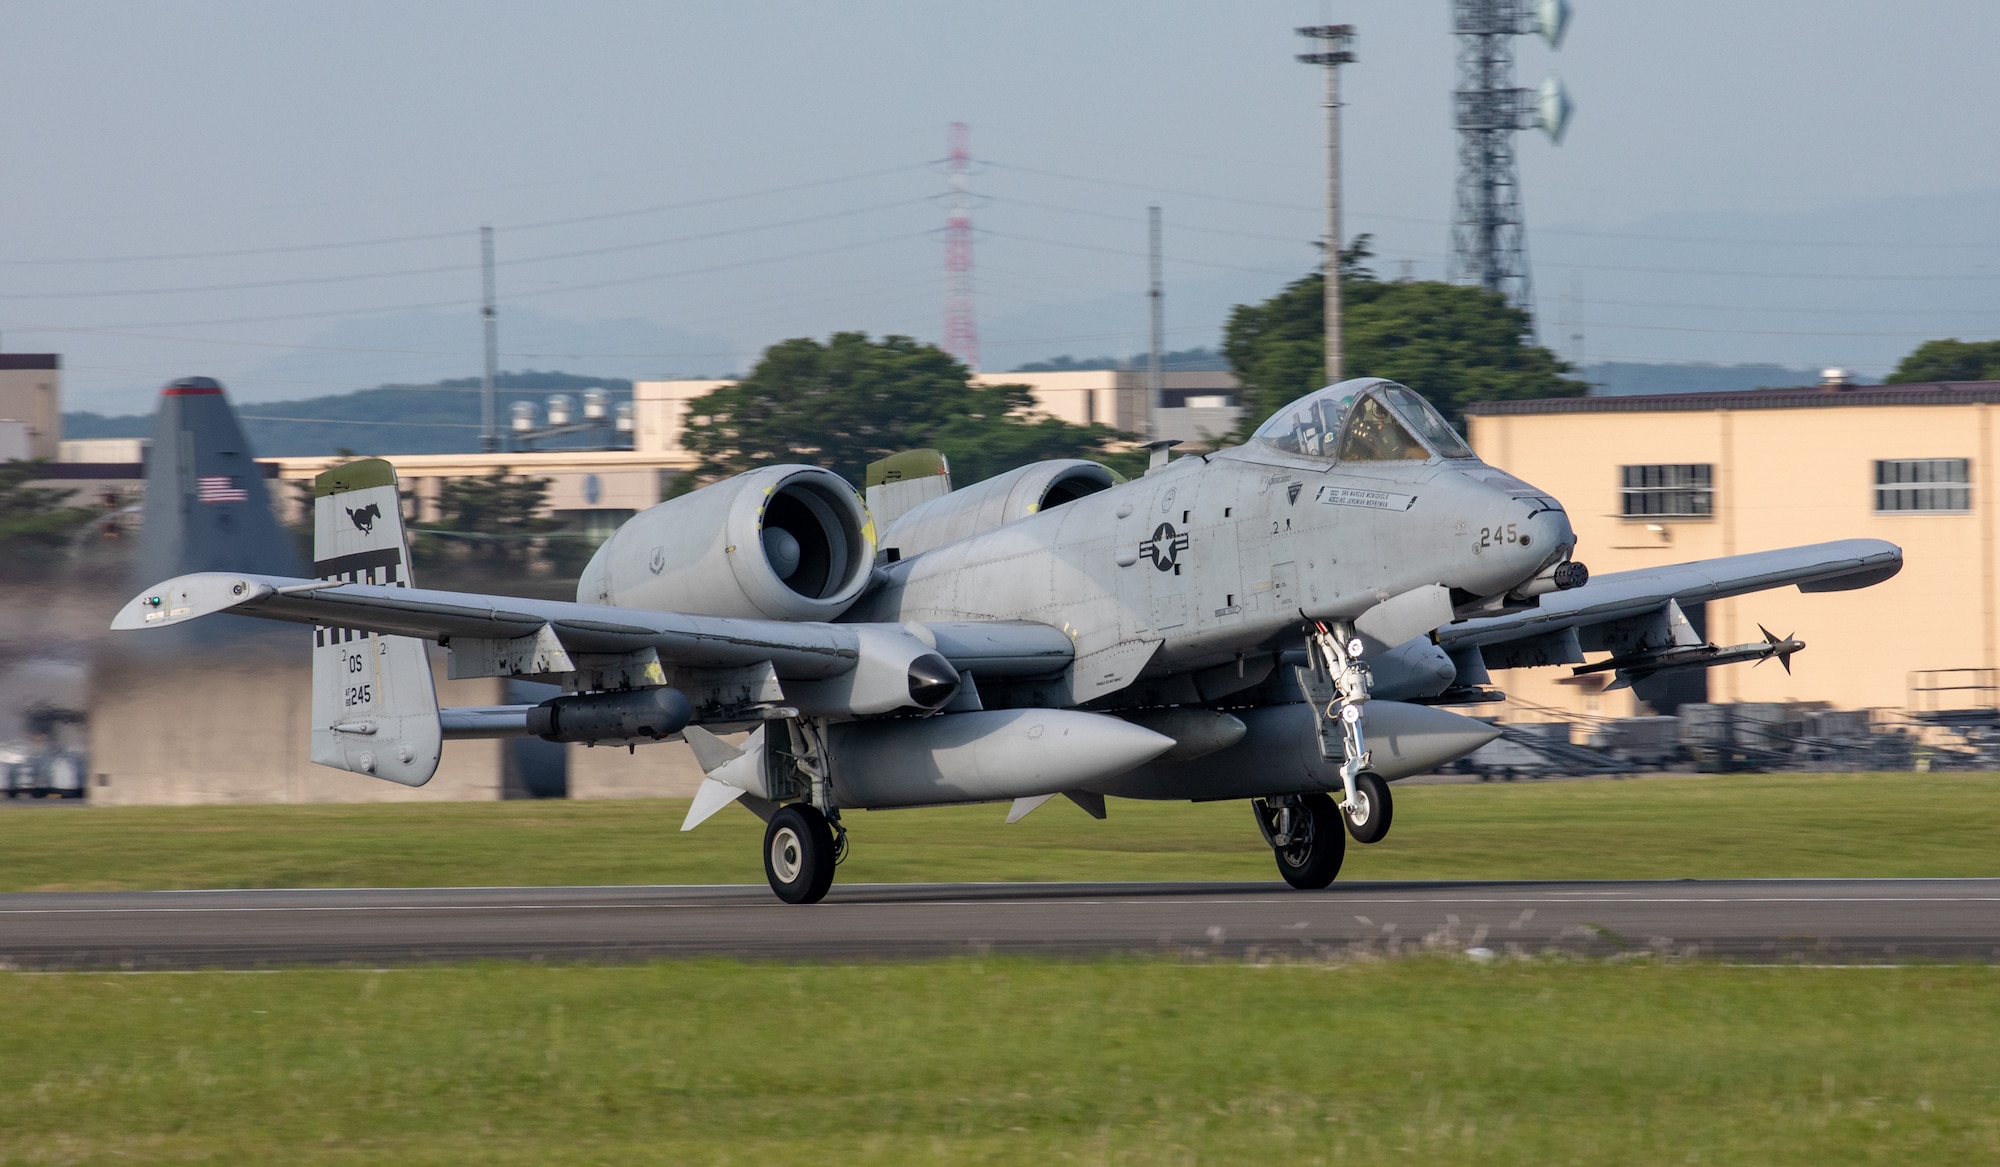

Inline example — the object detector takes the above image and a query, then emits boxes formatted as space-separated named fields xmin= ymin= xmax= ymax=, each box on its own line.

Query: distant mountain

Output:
xmin=64 ymin=371 xmax=633 ymax=457
xmin=1578 ymin=362 xmax=1866 ymax=396
xmin=1012 ymin=347 xmax=1231 ymax=373
xmin=222 ymin=308 xmax=737 ymax=406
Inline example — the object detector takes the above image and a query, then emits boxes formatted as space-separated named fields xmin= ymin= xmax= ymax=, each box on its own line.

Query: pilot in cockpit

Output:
xmin=1254 ymin=381 xmax=1476 ymax=464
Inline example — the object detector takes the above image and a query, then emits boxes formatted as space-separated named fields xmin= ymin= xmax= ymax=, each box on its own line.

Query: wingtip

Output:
xmin=110 ymin=573 xmax=273 ymax=631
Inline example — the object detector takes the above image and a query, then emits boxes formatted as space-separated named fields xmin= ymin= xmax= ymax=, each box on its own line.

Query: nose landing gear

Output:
xmin=1253 ymin=792 xmax=1346 ymax=889
xmin=1341 ymin=771 xmax=1394 ymax=844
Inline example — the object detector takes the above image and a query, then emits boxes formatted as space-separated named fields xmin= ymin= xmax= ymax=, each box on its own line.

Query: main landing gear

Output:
xmin=1254 ymin=793 xmax=1346 ymax=889
xmin=763 ymin=803 xmax=840 ymax=904
xmin=1254 ymin=774 xmax=1395 ymax=890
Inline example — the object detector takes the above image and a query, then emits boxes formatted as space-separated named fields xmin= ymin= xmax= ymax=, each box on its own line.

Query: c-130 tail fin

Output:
xmin=309 ymin=459 xmax=441 ymax=786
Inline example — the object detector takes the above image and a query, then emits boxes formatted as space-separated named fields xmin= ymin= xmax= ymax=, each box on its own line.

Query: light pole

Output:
xmin=1297 ymin=24 xmax=1355 ymax=386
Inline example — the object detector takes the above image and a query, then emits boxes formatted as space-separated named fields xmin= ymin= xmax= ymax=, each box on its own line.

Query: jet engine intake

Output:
xmin=577 ymin=465 xmax=872 ymax=620
xmin=881 ymin=458 xmax=1117 ymax=559
xmin=526 ymin=686 xmax=692 ymax=744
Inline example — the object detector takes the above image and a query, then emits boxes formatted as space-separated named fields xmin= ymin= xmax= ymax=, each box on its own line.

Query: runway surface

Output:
xmin=4 ymin=879 xmax=1997 ymax=968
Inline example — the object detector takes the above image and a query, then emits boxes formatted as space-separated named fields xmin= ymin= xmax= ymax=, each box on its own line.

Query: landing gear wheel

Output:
xmin=764 ymin=804 xmax=837 ymax=905
xmin=1342 ymin=772 xmax=1393 ymax=844
xmin=1253 ymin=792 xmax=1346 ymax=890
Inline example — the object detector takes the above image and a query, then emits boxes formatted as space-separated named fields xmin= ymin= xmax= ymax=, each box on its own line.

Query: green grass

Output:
xmin=2 ymin=772 xmax=1996 ymax=892
xmin=1 ymin=959 xmax=1994 ymax=1165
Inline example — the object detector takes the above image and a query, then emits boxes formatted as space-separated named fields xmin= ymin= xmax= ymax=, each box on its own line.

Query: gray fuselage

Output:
xmin=848 ymin=442 xmax=1575 ymax=680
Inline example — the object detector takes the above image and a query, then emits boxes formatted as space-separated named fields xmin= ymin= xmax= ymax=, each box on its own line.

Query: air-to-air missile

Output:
xmin=1573 ymin=625 xmax=1806 ymax=691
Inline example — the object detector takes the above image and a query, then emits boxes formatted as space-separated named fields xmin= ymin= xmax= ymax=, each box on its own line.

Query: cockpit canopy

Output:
xmin=1251 ymin=379 xmax=1476 ymax=463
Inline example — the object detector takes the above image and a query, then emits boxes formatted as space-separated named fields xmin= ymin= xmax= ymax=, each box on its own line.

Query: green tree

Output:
xmin=1224 ymin=238 xmax=1586 ymax=435
xmin=411 ymin=468 xmax=559 ymax=567
xmin=0 ymin=461 xmax=98 ymax=572
xmin=1886 ymin=339 xmax=2000 ymax=384
xmin=682 ymin=332 xmax=1141 ymax=486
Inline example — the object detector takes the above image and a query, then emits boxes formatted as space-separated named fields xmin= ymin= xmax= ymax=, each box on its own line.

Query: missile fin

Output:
xmin=1063 ymin=790 xmax=1108 ymax=819
xmin=681 ymin=777 xmax=747 ymax=832
xmin=1006 ymin=793 xmax=1057 ymax=823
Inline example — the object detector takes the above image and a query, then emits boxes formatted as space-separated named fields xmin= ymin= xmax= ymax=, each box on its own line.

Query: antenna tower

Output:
xmin=1147 ymin=205 xmax=1163 ymax=439
xmin=1297 ymin=24 xmax=1356 ymax=385
xmin=1448 ymin=0 xmax=1573 ymax=324
xmin=479 ymin=225 xmax=499 ymax=453
xmin=942 ymin=123 xmax=979 ymax=369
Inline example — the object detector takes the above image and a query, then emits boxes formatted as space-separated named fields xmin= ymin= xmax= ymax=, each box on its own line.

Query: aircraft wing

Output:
xmin=1437 ymin=538 xmax=1902 ymax=652
xmin=110 ymin=571 xmax=1074 ymax=681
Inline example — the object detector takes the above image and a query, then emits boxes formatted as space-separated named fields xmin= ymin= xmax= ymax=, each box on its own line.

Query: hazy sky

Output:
xmin=4 ymin=1 xmax=2000 ymax=412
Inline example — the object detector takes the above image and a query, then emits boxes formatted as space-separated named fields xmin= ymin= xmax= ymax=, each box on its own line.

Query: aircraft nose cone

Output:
xmin=906 ymin=653 xmax=962 ymax=710
xmin=1530 ymin=504 xmax=1576 ymax=556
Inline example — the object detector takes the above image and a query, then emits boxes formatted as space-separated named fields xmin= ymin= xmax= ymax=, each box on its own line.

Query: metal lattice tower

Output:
xmin=942 ymin=123 xmax=979 ymax=369
xmin=1449 ymin=0 xmax=1572 ymax=323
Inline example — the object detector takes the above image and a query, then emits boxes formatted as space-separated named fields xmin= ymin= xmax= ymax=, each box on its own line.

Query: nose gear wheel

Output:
xmin=1341 ymin=771 xmax=1394 ymax=844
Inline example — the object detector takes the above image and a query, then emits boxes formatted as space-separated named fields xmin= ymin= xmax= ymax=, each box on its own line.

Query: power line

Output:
xmin=0 ymin=199 xmax=930 ymax=301
xmin=982 ymin=229 xmax=1299 ymax=276
xmin=0 ymin=162 xmax=934 ymax=265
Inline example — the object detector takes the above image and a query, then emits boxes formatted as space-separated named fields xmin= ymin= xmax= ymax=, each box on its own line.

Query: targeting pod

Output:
xmin=525 ymin=687 xmax=693 ymax=744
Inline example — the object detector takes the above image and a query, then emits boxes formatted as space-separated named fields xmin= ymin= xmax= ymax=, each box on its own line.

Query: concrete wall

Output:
xmin=566 ymin=739 xmax=708 ymax=800
xmin=89 ymin=643 xmax=527 ymax=805
xmin=1467 ymin=401 xmax=1992 ymax=717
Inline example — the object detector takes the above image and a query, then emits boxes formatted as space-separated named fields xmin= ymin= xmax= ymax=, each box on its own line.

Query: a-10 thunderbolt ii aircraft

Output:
xmin=115 ymin=378 xmax=1901 ymax=902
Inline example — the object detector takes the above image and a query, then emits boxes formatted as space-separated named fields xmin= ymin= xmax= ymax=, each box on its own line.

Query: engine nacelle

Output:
xmin=578 ymin=465 xmax=873 ymax=621
xmin=880 ymin=458 xmax=1117 ymax=560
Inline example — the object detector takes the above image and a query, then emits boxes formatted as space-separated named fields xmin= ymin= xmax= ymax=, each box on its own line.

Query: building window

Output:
xmin=1875 ymin=458 xmax=1970 ymax=513
xmin=1620 ymin=464 xmax=1713 ymax=518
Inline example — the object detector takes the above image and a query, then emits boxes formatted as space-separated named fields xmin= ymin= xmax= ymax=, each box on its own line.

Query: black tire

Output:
xmin=1255 ymin=792 xmax=1346 ymax=890
xmin=763 ymin=804 xmax=836 ymax=905
xmin=1342 ymin=772 xmax=1394 ymax=844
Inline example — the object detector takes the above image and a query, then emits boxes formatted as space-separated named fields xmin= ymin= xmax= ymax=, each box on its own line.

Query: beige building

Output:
xmin=0 ymin=354 xmax=62 ymax=461
xmin=1465 ymin=380 xmax=1999 ymax=718
xmin=263 ymin=449 xmax=696 ymax=532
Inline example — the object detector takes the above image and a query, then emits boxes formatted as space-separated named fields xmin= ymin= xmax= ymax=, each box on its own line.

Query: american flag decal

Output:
xmin=196 ymin=475 xmax=248 ymax=503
